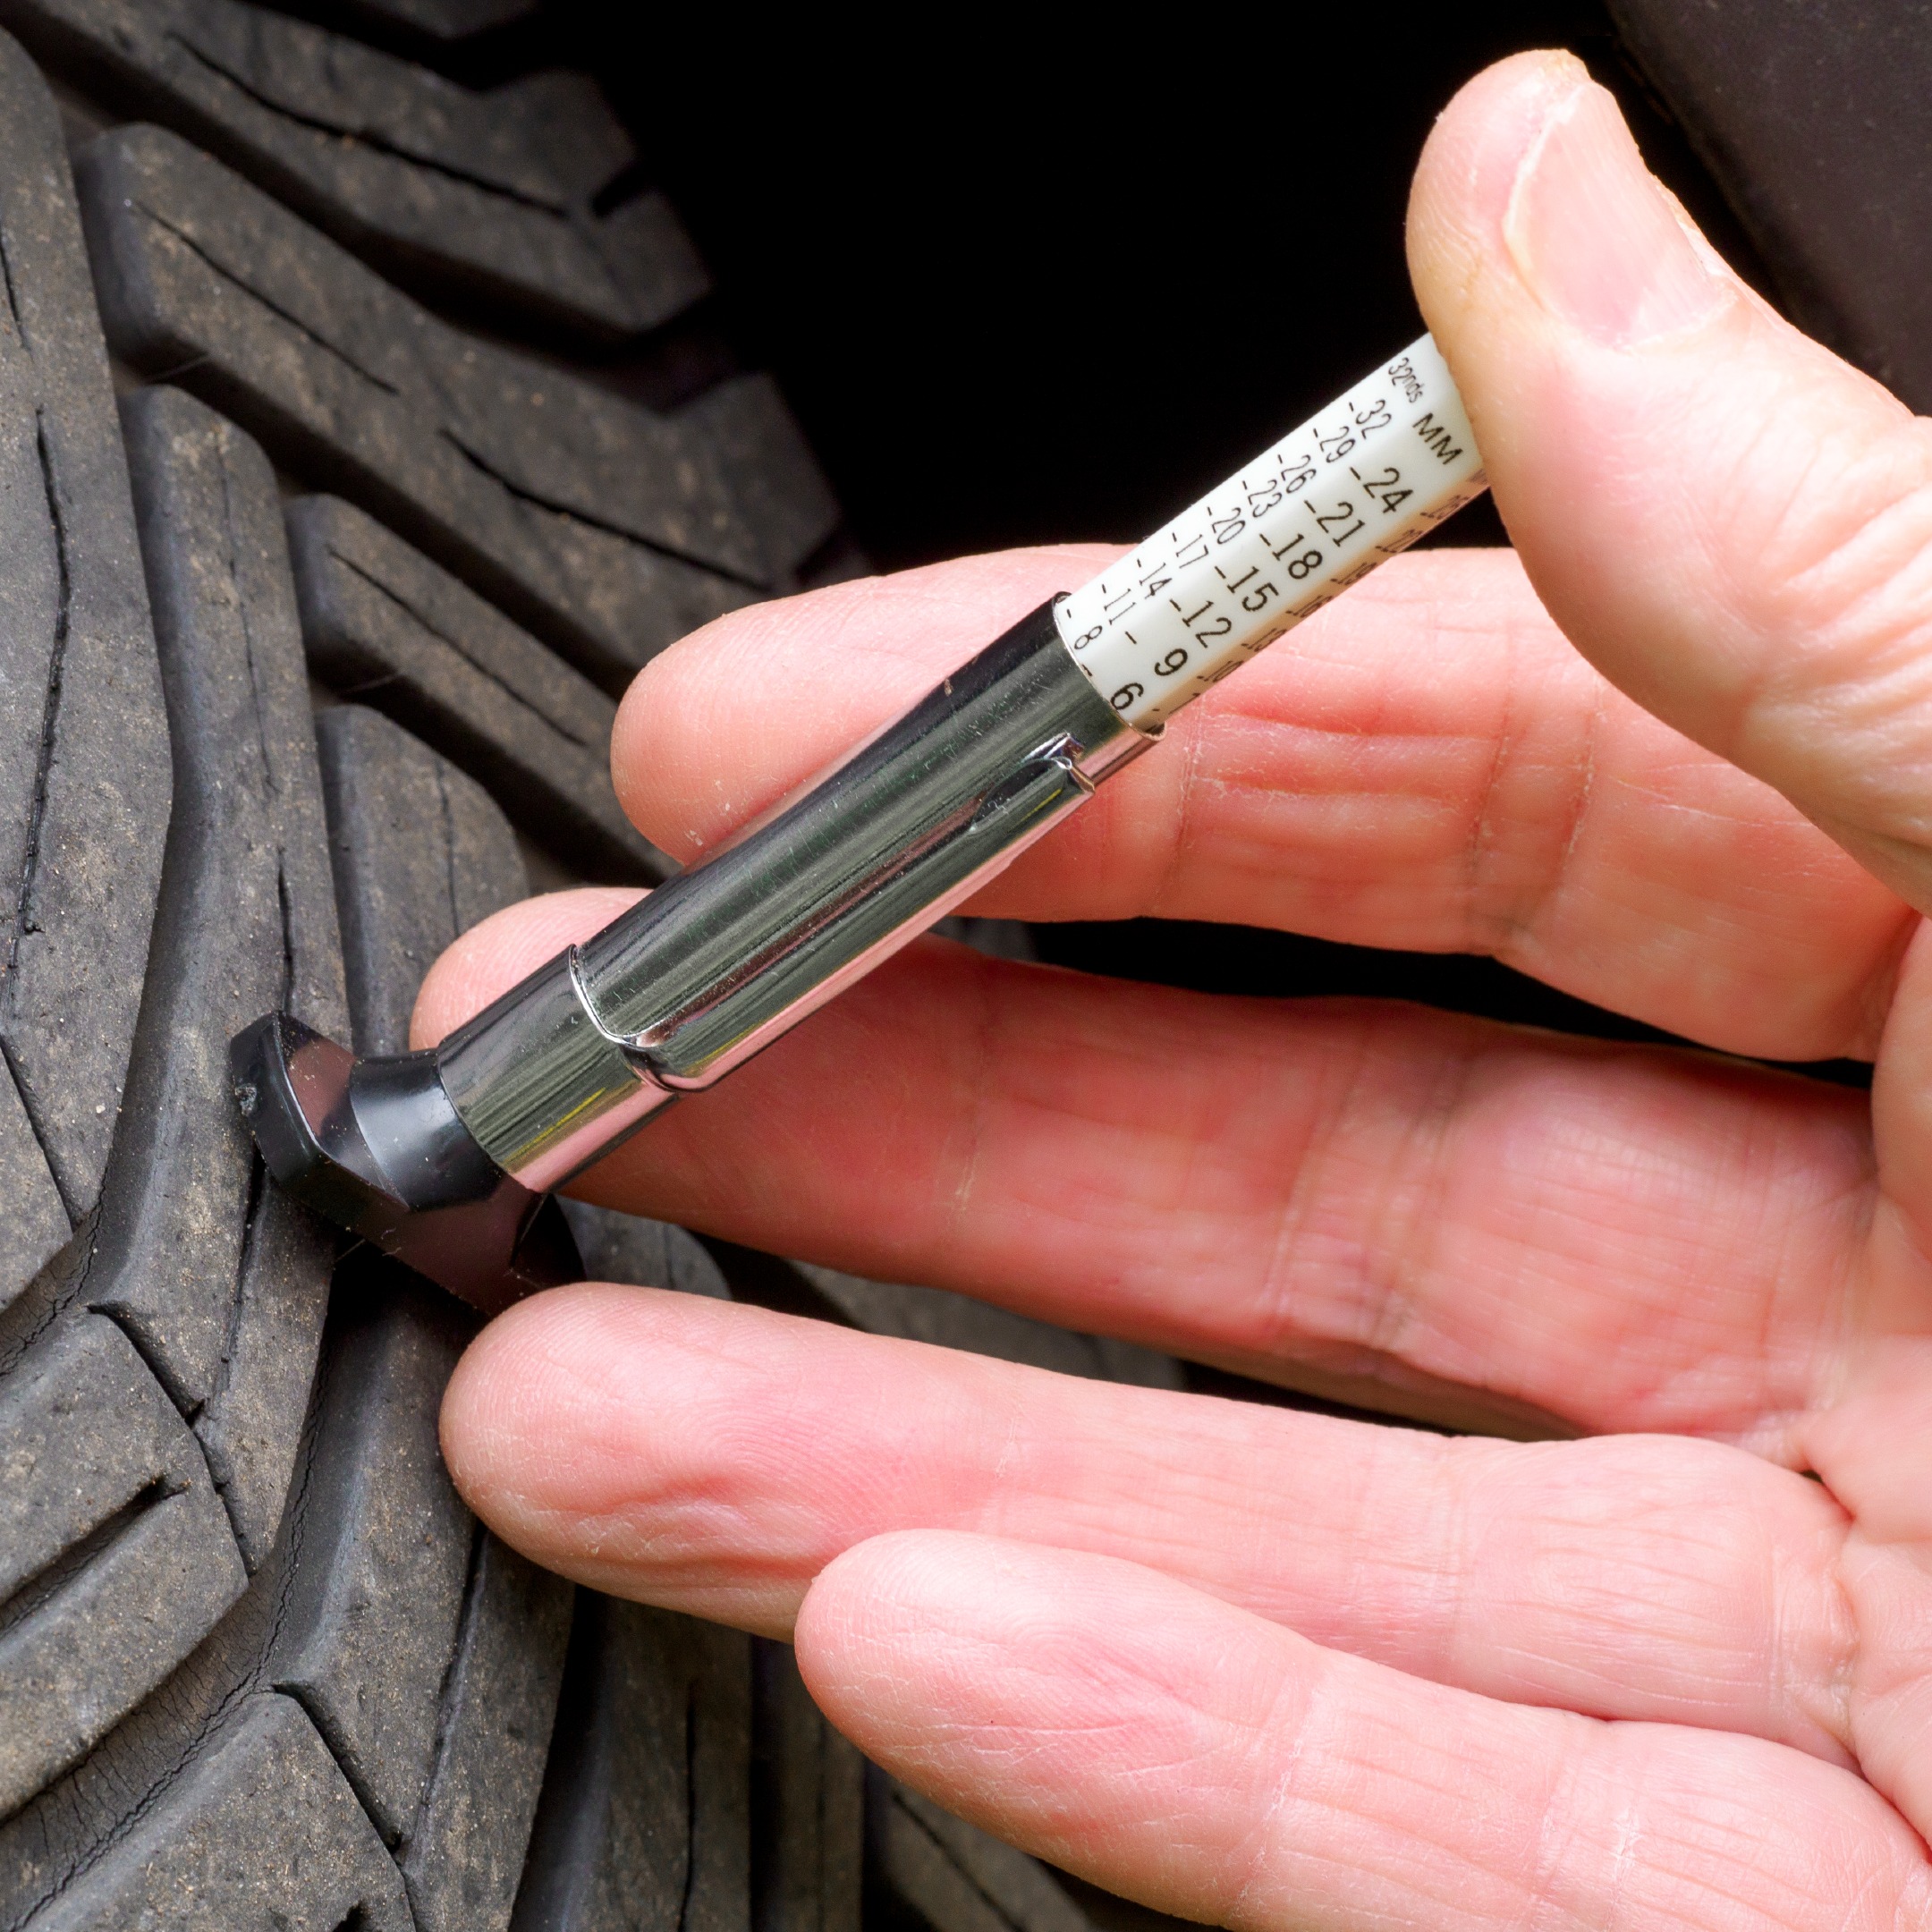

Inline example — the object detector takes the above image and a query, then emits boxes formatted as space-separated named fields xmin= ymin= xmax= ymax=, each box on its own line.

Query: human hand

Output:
xmin=417 ymin=51 xmax=1932 ymax=1930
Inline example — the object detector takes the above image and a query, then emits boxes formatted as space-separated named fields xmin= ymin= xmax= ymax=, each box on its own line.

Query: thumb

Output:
xmin=1410 ymin=51 xmax=1932 ymax=913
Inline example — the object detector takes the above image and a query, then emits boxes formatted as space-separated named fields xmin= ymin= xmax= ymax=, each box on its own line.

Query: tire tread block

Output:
xmin=304 ymin=704 xmax=571 ymax=1908
xmin=289 ymin=493 xmax=665 ymax=882
xmin=678 ymin=376 xmax=840 ymax=595
xmin=2 ymin=0 xmax=709 ymax=342
xmin=752 ymin=1640 xmax=861 ymax=1932
xmin=317 ymin=703 xmax=526 ymax=1055
xmin=0 ymin=33 xmax=171 ymax=1304
xmin=74 ymin=124 xmax=814 ymax=686
xmin=336 ymin=0 xmax=537 ymax=41
xmin=401 ymin=1528 xmax=573 ymax=1932
xmin=0 ymin=1073 xmax=67 ymax=1326
xmin=197 ymin=1182 xmax=339 ymax=1571
xmin=870 ymin=1778 xmax=1089 ymax=1932
xmin=27 ymin=1691 xmax=411 ymax=1930
xmin=267 ymin=1262 xmax=477 ymax=1844
xmin=512 ymin=1594 xmax=752 ymax=1932
xmin=0 ymin=1312 xmax=245 ymax=1820
xmin=0 ymin=1335 xmax=309 ymax=1920
xmin=0 ymin=1267 xmax=542 ymax=1922
xmin=94 ymin=388 xmax=346 ymax=1570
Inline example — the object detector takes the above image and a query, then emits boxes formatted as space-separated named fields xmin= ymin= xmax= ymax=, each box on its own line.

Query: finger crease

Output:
xmin=1524 ymin=1723 xmax=1609 ymax=1932
xmin=1148 ymin=708 xmax=1208 ymax=916
xmin=1464 ymin=625 xmax=1520 ymax=942
xmin=1254 ymin=1024 xmax=1379 ymax=1358
xmin=1798 ymin=1517 xmax=1860 ymax=1752
xmin=1360 ymin=1027 xmax=1487 ymax=1368
xmin=1517 ymin=674 xmax=1607 ymax=959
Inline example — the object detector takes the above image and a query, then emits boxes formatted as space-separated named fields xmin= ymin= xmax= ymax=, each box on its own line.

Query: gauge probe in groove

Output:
xmin=231 ymin=335 xmax=1487 ymax=1315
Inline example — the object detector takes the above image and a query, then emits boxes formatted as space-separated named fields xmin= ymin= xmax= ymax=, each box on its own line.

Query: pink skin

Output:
xmin=419 ymin=50 xmax=1932 ymax=1932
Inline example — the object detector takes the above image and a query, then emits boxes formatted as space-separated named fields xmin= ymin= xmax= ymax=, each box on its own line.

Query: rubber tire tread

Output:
xmin=0 ymin=0 xmax=710 ymax=345
xmin=0 ymin=8 xmax=1163 ymax=1929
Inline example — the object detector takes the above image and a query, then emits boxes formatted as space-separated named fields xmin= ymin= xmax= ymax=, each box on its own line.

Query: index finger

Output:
xmin=613 ymin=545 xmax=1906 ymax=1063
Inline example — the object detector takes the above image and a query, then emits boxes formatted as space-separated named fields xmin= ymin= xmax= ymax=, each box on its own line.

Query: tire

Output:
xmin=0 ymin=8 xmax=1183 ymax=1928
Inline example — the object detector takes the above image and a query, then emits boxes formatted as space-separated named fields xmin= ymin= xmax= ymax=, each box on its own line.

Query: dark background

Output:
xmin=596 ymin=4 xmax=1775 ymax=567
xmin=336 ymin=2 xmax=1866 ymax=1072
xmin=597 ymin=4 xmax=1775 ymax=567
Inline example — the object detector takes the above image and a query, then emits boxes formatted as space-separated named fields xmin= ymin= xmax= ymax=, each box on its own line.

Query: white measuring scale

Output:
xmin=1055 ymin=335 xmax=1486 ymax=730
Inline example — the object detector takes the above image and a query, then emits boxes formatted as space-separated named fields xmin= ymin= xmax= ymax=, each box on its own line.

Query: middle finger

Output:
xmin=442 ymin=1285 xmax=1859 ymax=1765
xmin=418 ymin=925 xmax=1876 ymax=1445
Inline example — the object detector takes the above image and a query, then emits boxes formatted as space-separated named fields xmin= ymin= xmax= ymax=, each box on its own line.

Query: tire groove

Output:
xmin=164 ymin=31 xmax=567 ymax=216
xmin=403 ymin=1515 xmax=488 ymax=1852
xmin=8 ymin=414 xmax=73 ymax=977
xmin=80 ymin=1306 xmax=201 ymax=1425
xmin=890 ymin=1799 xmax=1030 ymax=1932
xmin=433 ymin=423 xmax=767 ymax=590
xmin=0 ymin=1476 xmax=176 ymax=1643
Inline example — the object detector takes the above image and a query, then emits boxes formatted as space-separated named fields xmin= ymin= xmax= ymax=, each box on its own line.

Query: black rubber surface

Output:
xmin=0 ymin=30 xmax=170 ymax=1318
xmin=73 ymin=123 xmax=833 ymax=689
xmin=0 ymin=0 xmax=710 ymax=344
xmin=0 ymin=10 xmax=1185 ymax=1923
xmin=869 ymin=1774 xmax=1096 ymax=1932
xmin=1609 ymin=0 xmax=1932 ymax=415
xmin=287 ymin=493 xmax=667 ymax=883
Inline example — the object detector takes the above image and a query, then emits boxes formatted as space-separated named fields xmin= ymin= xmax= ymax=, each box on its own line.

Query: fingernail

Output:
xmin=1505 ymin=79 xmax=1730 ymax=346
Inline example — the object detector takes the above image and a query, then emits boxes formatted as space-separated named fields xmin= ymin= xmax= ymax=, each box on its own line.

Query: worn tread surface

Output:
xmin=290 ymin=492 xmax=665 ymax=882
xmin=318 ymin=703 xmax=528 ymax=1055
xmin=755 ymin=1642 xmax=864 ymax=1932
xmin=0 ymin=708 xmax=619 ymax=1930
xmin=402 ymin=1524 xmax=576 ymax=1932
xmin=309 ymin=704 xmax=572 ymax=1912
xmin=0 ymin=403 xmax=387 ymax=1928
xmin=3 ymin=0 xmax=709 ymax=343
xmin=2 ymin=10 xmax=1191 ymax=1928
xmin=0 ymin=366 xmax=330 ymax=1842
xmin=0 ymin=30 xmax=170 ymax=1313
xmin=512 ymin=1593 xmax=751 ymax=1932
xmin=104 ymin=383 xmax=347 ymax=1562
xmin=797 ymin=1266 xmax=1183 ymax=1391
xmin=74 ymin=120 xmax=838 ymax=688
xmin=870 ymin=1775 xmax=1092 ymax=1932
xmin=35 ymin=1693 xmax=414 ymax=1931
xmin=0 ymin=1312 xmax=244 ymax=1819
xmin=269 ymin=1260 xmax=488 ymax=1844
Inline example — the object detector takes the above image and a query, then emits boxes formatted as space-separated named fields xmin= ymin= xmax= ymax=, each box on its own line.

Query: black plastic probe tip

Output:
xmin=229 ymin=1012 xmax=578 ymax=1316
